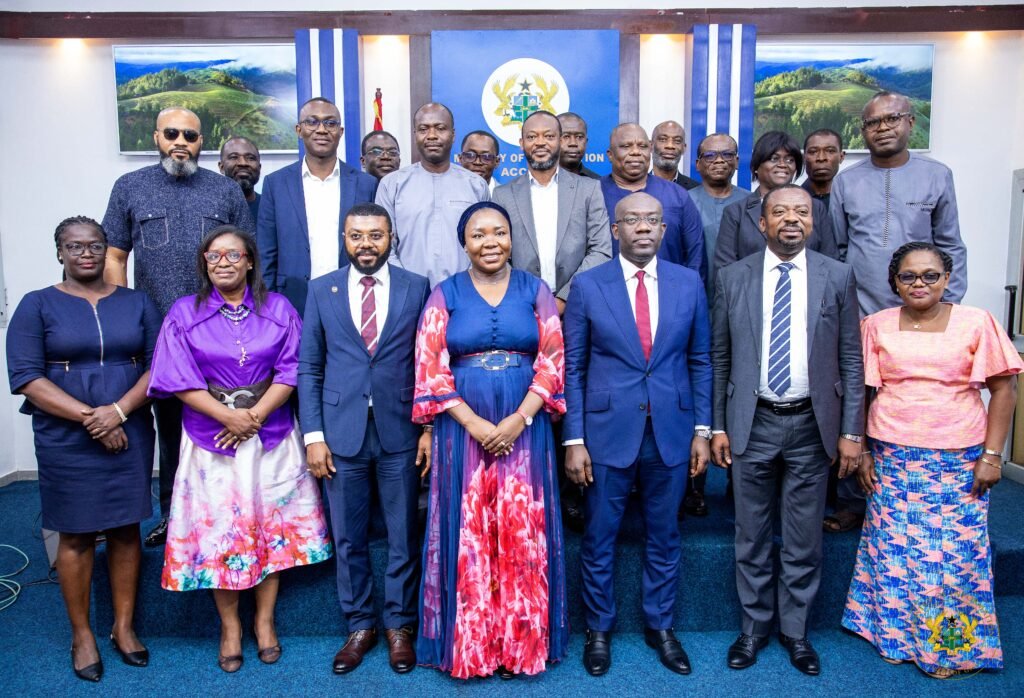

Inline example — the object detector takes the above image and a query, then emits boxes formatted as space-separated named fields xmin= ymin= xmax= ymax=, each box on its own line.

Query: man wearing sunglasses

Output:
xmin=826 ymin=90 xmax=967 ymax=535
xmin=457 ymin=130 xmax=500 ymax=193
xmin=257 ymin=97 xmax=378 ymax=316
xmin=102 ymin=106 xmax=255 ymax=547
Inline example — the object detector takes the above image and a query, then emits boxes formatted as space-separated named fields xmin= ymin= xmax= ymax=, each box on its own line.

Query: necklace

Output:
xmin=903 ymin=305 xmax=943 ymax=331
xmin=219 ymin=304 xmax=251 ymax=366
xmin=469 ymin=266 xmax=509 ymax=285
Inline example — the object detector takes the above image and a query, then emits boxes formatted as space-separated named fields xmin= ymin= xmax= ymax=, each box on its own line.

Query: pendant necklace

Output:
xmin=219 ymin=304 xmax=251 ymax=366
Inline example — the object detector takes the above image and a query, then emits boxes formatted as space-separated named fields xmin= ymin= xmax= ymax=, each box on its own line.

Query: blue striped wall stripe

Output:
xmin=294 ymin=28 xmax=361 ymax=161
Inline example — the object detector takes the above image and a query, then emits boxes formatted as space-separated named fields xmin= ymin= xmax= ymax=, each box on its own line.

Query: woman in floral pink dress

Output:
xmin=413 ymin=202 xmax=568 ymax=679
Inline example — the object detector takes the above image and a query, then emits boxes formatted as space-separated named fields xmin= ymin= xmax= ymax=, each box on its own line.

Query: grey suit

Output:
xmin=711 ymin=249 xmax=864 ymax=639
xmin=492 ymin=169 xmax=611 ymax=301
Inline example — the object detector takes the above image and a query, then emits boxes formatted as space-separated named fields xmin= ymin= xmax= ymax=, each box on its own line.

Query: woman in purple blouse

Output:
xmin=148 ymin=225 xmax=332 ymax=673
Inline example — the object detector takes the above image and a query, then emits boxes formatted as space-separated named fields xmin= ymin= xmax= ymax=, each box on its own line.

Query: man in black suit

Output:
xmin=710 ymin=184 xmax=863 ymax=676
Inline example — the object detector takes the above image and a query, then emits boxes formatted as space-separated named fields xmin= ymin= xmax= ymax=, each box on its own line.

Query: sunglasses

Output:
xmin=162 ymin=128 xmax=201 ymax=143
xmin=204 ymin=249 xmax=247 ymax=264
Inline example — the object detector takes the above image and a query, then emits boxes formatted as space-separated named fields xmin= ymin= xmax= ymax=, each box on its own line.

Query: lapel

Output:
xmin=554 ymin=172 xmax=576 ymax=254
xmin=286 ymin=162 xmax=310 ymax=245
xmin=511 ymin=176 xmax=540 ymax=257
xmin=647 ymin=266 xmax=676 ymax=366
xmin=743 ymin=194 xmax=764 ymax=241
xmin=376 ymin=266 xmax=409 ymax=351
xmin=745 ymin=253 xmax=766 ymax=362
xmin=805 ymin=252 xmax=827 ymax=357
xmin=596 ymin=261 xmax=646 ymax=367
xmin=327 ymin=269 xmax=370 ymax=357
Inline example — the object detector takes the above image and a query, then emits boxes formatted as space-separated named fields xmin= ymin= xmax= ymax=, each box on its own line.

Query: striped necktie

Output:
xmin=359 ymin=276 xmax=378 ymax=354
xmin=767 ymin=262 xmax=795 ymax=397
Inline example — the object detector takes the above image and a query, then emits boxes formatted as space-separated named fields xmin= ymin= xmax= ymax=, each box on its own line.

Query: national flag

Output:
xmin=373 ymin=88 xmax=383 ymax=130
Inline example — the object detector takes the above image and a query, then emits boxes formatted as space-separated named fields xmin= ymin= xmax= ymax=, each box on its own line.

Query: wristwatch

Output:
xmin=516 ymin=409 xmax=533 ymax=426
xmin=694 ymin=427 xmax=712 ymax=440
xmin=840 ymin=433 xmax=863 ymax=443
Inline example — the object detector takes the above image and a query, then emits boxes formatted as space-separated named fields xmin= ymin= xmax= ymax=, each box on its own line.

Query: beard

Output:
xmin=347 ymin=246 xmax=390 ymax=276
xmin=160 ymin=150 xmax=200 ymax=178
xmin=526 ymin=152 xmax=558 ymax=171
xmin=652 ymin=152 xmax=681 ymax=172
xmin=235 ymin=176 xmax=255 ymax=196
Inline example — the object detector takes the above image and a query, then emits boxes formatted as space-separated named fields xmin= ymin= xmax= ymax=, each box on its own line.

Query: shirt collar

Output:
xmin=302 ymin=157 xmax=341 ymax=181
xmin=764 ymin=247 xmax=806 ymax=273
xmin=349 ymin=263 xmax=391 ymax=287
xmin=528 ymin=167 xmax=559 ymax=187
xmin=619 ymin=254 xmax=658 ymax=281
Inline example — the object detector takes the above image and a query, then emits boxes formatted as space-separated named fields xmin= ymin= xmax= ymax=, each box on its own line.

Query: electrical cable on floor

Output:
xmin=0 ymin=544 xmax=31 ymax=611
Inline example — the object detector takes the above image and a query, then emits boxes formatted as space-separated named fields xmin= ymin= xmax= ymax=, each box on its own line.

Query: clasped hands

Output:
xmin=81 ymin=404 xmax=127 ymax=453
xmin=215 ymin=407 xmax=262 ymax=449
xmin=468 ymin=414 xmax=525 ymax=458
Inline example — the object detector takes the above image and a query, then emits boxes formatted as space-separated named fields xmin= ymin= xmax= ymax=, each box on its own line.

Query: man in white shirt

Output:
xmin=257 ymin=97 xmax=378 ymax=314
xmin=457 ymin=130 xmax=501 ymax=194
xmin=298 ymin=202 xmax=431 ymax=675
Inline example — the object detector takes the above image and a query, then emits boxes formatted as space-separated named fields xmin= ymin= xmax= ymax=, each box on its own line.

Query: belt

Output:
xmin=757 ymin=397 xmax=812 ymax=415
xmin=451 ymin=350 xmax=533 ymax=371
xmin=208 ymin=376 xmax=272 ymax=410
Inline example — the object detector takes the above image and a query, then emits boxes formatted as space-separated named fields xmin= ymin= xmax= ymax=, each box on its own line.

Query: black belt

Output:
xmin=451 ymin=350 xmax=533 ymax=371
xmin=757 ymin=397 xmax=812 ymax=415
xmin=208 ymin=376 xmax=272 ymax=409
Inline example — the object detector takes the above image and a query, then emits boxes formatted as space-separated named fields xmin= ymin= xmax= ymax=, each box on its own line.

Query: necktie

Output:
xmin=635 ymin=270 xmax=652 ymax=362
xmin=767 ymin=262 xmax=795 ymax=397
xmin=360 ymin=276 xmax=378 ymax=354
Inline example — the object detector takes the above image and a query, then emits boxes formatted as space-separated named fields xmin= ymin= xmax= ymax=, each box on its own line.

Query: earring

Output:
xmin=57 ymin=257 xmax=64 ymax=264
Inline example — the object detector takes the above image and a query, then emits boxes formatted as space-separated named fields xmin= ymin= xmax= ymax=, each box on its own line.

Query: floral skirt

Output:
xmin=162 ymin=425 xmax=332 ymax=591
xmin=842 ymin=439 xmax=1002 ymax=672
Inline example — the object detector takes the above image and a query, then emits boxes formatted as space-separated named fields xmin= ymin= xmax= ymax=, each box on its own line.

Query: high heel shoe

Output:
xmin=71 ymin=645 xmax=103 ymax=682
xmin=110 ymin=634 xmax=149 ymax=667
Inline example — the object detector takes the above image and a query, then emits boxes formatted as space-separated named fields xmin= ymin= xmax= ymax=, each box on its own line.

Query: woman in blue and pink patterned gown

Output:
xmin=413 ymin=202 xmax=568 ymax=679
xmin=148 ymin=225 xmax=331 ymax=673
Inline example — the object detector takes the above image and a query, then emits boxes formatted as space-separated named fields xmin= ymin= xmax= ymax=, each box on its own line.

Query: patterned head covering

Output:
xmin=456 ymin=200 xmax=512 ymax=247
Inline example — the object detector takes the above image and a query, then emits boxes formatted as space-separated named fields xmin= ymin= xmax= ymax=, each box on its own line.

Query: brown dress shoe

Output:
xmin=384 ymin=627 xmax=417 ymax=673
xmin=333 ymin=628 xmax=378 ymax=674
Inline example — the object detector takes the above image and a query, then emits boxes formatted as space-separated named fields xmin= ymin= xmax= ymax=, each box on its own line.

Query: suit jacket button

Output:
xmin=639 ymin=403 xmax=646 ymax=411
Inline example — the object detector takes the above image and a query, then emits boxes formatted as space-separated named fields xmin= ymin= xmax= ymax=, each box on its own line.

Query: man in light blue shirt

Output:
xmin=375 ymin=103 xmax=489 ymax=287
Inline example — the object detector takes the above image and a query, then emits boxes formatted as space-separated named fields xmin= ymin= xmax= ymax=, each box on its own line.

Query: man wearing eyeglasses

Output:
xmin=825 ymin=91 xmax=967 ymax=535
xmin=801 ymin=129 xmax=844 ymax=210
xmin=457 ymin=131 xmax=501 ymax=193
xmin=257 ymin=97 xmax=378 ymax=316
xmin=375 ymin=102 xmax=490 ymax=288
xmin=360 ymin=131 xmax=401 ymax=181
xmin=102 ymin=106 xmax=255 ymax=547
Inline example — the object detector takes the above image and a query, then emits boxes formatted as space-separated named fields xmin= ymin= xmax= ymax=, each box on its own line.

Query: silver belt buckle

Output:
xmin=480 ymin=350 xmax=511 ymax=371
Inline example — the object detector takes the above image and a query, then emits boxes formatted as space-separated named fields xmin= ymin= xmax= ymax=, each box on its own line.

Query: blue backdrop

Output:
xmin=431 ymin=30 xmax=620 ymax=184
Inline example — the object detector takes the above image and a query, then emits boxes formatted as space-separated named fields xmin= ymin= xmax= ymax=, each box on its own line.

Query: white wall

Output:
xmin=1 ymin=29 xmax=1023 ymax=475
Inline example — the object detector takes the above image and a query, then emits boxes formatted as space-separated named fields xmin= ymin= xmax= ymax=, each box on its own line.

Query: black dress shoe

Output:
xmin=563 ymin=502 xmax=585 ymax=534
xmin=582 ymin=630 xmax=611 ymax=676
xmin=644 ymin=628 xmax=691 ymax=675
xmin=683 ymin=491 xmax=709 ymax=517
xmin=779 ymin=633 xmax=820 ymax=675
xmin=727 ymin=633 xmax=768 ymax=669
xmin=494 ymin=665 xmax=515 ymax=680
xmin=144 ymin=518 xmax=168 ymax=547
xmin=72 ymin=645 xmax=103 ymax=682
xmin=110 ymin=634 xmax=149 ymax=667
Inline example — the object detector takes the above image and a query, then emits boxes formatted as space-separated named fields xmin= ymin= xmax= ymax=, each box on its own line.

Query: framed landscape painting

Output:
xmin=113 ymin=44 xmax=297 ymax=154
xmin=754 ymin=43 xmax=934 ymax=151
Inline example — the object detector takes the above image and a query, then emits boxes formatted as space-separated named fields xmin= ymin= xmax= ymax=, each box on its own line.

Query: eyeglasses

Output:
xmin=768 ymin=153 xmax=797 ymax=166
xmin=204 ymin=249 xmax=247 ymax=264
xmin=345 ymin=232 xmax=388 ymax=243
xmin=862 ymin=112 xmax=911 ymax=131
xmin=299 ymin=117 xmax=342 ymax=131
xmin=699 ymin=150 xmax=737 ymax=163
xmin=64 ymin=242 xmax=107 ymax=257
xmin=616 ymin=215 xmax=662 ymax=226
xmin=162 ymin=128 xmax=200 ymax=143
xmin=460 ymin=151 xmax=496 ymax=163
xmin=895 ymin=271 xmax=944 ymax=286
xmin=364 ymin=147 xmax=399 ymax=157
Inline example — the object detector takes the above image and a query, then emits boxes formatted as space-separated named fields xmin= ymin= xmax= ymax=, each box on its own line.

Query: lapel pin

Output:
xmin=331 ymin=286 xmax=338 ymax=293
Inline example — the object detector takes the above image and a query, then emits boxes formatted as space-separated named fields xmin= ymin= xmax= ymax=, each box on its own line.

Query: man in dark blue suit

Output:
xmin=298 ymin=203 xmax=431 ymax=675
xmin=258 ymin=97 xmax=378 ymax=314
xmin=563 ymin=192 xmax=713 ymax=677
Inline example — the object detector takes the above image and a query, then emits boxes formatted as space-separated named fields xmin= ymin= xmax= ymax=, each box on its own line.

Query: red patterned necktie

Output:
xmin=635 ymin=270 xmax=652 ymax=362
xmin=360 ymin=276 xmax=378 ymax=354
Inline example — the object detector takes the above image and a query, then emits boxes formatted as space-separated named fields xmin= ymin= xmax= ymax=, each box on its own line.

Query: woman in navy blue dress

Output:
xmin=6 ymin=216 xmax=161 ymax=682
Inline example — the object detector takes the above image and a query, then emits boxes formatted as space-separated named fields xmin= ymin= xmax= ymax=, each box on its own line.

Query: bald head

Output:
xmin=862 ymin=91 xmax=912 ymax=118
xmin=652 ymin=120 xmax=687 ymax=174
xmin=612 ymin=192 xmax=665 ymax=267
xmin=414 ymin=102 xmax=455 ymax=167
xmin=154 ymin=107 xmax=202 ymax=177
xmin=608 ymin=123 xmax=652 ymax=185
xmin=156 ymin=107 xmax=200 ymax=130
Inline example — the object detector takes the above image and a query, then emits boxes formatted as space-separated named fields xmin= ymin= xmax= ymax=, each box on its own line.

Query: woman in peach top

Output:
xmin=842 ymin=242 xmax=1022 ymax=679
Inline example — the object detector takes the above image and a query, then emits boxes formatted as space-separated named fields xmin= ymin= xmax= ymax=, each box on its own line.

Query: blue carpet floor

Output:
xmin=2 ymin=471 xmax=1023 ymax=696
